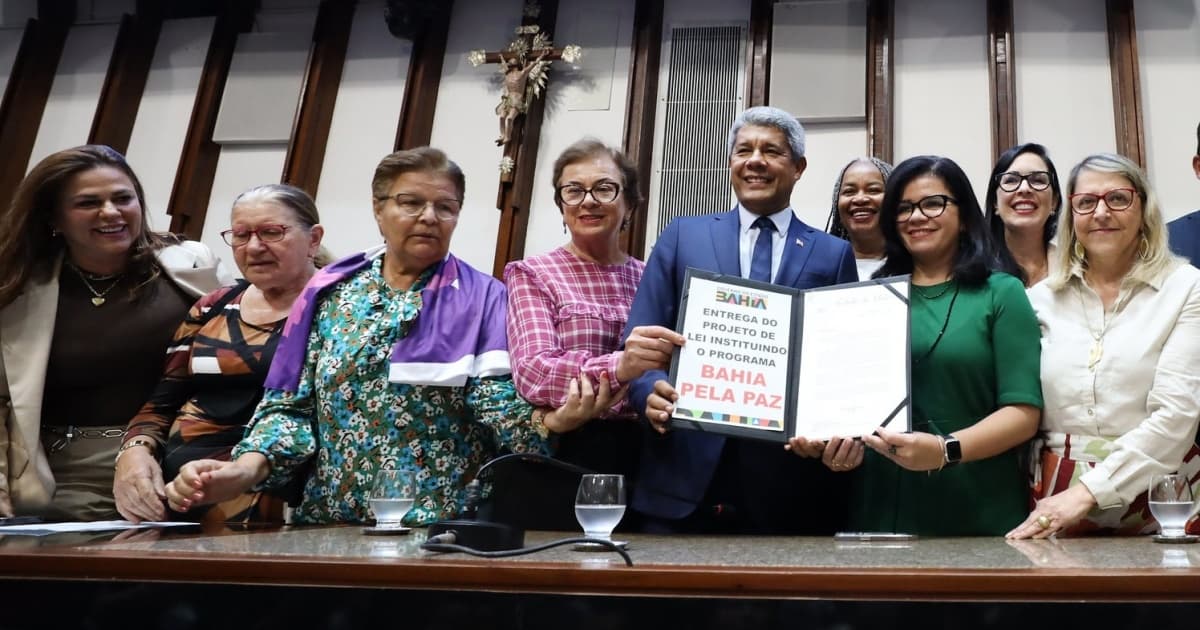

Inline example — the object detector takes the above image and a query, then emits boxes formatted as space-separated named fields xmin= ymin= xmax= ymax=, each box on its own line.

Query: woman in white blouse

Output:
xmin=1008 ymin=153 xmax=1200 ymax=539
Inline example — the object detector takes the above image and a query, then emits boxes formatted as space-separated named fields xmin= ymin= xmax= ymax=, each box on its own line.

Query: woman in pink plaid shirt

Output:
xmin=505 ymin=139 xmax=684 ymax=486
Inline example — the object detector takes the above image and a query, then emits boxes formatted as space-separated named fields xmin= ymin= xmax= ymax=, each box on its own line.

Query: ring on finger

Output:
xmin=887 ymin=444 xmax=898 ymax=455
xmin=1036 ymin=515 xmax=1051 ymax=529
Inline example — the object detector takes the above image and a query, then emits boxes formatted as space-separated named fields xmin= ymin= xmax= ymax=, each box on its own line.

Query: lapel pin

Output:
xmin=795 ymin=238 xmax=804 ymax=247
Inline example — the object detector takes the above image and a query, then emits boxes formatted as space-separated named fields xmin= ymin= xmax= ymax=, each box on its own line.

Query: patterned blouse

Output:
xmin=504 ymin=247 xmax=644 ymax=415
xmin=125 ymin=284 xmax=286 ymax=523
xmin=232 ymin=257 xmax=550 ymax=526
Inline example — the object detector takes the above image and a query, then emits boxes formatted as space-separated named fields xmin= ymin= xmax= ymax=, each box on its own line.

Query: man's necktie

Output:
xmin=749 ymin=216 xmax=775 ymax=282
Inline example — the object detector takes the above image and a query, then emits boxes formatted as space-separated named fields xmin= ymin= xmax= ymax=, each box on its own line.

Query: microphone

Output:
xmin=425 ymin=453 xmax=593 ymax=552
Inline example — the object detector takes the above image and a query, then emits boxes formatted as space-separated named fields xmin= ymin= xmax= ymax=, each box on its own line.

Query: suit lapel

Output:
xmin=710 ymin=208 xmax=741 ymax=276
xmin=775 ymin=216 xmax=817 ymax=288
xmin=0 ymin=271 xmax=60 ymax=457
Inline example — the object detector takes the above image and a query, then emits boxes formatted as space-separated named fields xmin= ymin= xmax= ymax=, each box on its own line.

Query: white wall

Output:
xmin=789 ymin=125 xmax=870 ymax=231
xmin=198 ymin=6 xmax=317 ymax=274
xmin=893 ymin=0 xmax=991 ymax=204
xmin=125 ymin=17 xmax=215 ymax=232
xmin=27 ymin=23 xmax=119 ymax=170
xmin=1013 ymin=0 xmax=1116 ymax=186
xmin=314 ymin=1 xmax=411 ymax=259
xmin=0 ymin=25 xmax=22 ymax=102
xmin=1136 ymin=0 xmax=1200 ymax=220
xmin=524 ymin=0 xmax=634 ymax=259
xmin=428 ymin=0 xmax=523 ymax=273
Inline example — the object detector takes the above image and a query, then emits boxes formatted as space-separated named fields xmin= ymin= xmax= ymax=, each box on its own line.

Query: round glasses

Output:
xmin=556 ymin=181 xmax=621 ymax=206
xmin=1069 ymin=188 xmax=1136 ymax=215
xmin=896 ymin=195 xmax=956 ymax=223
xmin=996 ymin=170 xmax=1052 ymax=192
xmin=375 ymin=193 xmax=461 ymax=222
xmin=221 ymin=224 xmax=291 ymax=247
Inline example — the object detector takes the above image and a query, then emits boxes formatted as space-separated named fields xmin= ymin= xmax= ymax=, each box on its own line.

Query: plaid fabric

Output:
xmin=504 ymin=247 xmax=644 ymax=413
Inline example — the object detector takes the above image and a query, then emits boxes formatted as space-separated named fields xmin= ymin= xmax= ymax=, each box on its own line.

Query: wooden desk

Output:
xmin=2 ymin=526 xmax=1199 ymax=602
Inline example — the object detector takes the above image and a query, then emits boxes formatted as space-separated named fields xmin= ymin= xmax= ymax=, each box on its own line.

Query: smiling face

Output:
xmin=837 ymin=160 xmax=886 ymax=244
xmin=729 ymin=124 xmax=805 ymax=216
xmin=373 ymin=169 xmax=460 ymax=274
xmin=229 ymin=199 xmax=321 ymax=293
xmin=1072 ymin=169 xmax=1143 ymax=270
xmin=897 ymin=174 xmax=961 ymax=269
xmin=996 ymin=152 xmax=1056 ymax=235
xmin=558 ymin=154 xmax=631 ymax=248
xmin=53 ymin=166 xmax=143 ymax=272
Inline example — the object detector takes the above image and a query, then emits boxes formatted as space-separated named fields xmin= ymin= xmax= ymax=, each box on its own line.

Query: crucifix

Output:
xmin=468 ymin=4 xmax=580 ymax=179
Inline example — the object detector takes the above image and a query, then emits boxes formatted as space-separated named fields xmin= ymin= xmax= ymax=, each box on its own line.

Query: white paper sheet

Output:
xmin=0 ymin=520 xmax=198 ymax=537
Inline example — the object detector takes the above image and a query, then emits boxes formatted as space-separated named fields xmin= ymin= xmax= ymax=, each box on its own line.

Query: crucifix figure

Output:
xmin=469 ymin=24 xmax=581 ymax=149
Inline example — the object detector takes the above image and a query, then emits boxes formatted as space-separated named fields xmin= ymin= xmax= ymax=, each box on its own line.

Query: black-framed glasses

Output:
xmin=374 ymin=193 xmax=462 ymax=221
xmin=221 ymin=224 xmax=291 ymax=247
xmin=996 ymin=170 xmax=1052 ymax=192
xmin=556 ymin=181 xmax=621 ymax=206
xmin=896 ymin=195 xmax=956 ymax=223
xmin=1069 ymin=188 xmax=1137 ymax=214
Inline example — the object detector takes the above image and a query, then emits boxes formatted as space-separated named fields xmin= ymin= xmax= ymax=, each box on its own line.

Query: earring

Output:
xmin=1139 ymin=234 xmax=1150 ymax=260
xmin=621 ymin=216 xmax=631 ymax=231
xmin=1073 ymin=239 xmax=1086 ymax=262
xmin=562 ymin=221 xmax=567 ymax=235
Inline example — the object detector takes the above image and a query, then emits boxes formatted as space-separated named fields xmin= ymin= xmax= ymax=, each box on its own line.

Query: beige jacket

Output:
xmin=0 ymin=242 xmax=231 ymax=514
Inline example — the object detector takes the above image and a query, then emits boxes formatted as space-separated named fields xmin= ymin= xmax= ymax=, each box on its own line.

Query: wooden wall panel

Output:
xmin=89 ymin=7 xmax=164 ymax=153
xmin=1106 ymin=0 xmax=1146 ymax=166
xmin=394 ymin=1 xmax=453 ymax=150
xmin=620 ymin=0 xmax=663 ymax=259
xmin=987 ymin=0 xmax=1017 ymax=161
xmin=866 ymin=0 xmax=893 ymax=162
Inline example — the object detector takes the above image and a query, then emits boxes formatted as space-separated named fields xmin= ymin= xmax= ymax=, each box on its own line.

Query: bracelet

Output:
xmin=531 ymin=408 xmax=551 ymax=439
xmin=114 ymin=438 xmax=156 ymax=468
xmin=934 ymin=435 xmax=947 ymax=472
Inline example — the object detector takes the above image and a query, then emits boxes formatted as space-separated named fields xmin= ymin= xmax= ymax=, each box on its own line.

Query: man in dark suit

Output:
xmin=623 ymin=106 xmax=857 ymax=535
xmin=1167 ymin=122 xmax=1200 ymax=266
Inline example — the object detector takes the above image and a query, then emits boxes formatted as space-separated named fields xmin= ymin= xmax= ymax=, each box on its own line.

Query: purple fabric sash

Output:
xmin=264 ymin=245 xmax=512 ymax=391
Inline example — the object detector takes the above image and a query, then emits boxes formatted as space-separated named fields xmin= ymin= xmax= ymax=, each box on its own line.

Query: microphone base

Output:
xmin=427 ymin=519 xmax=525 ymax=551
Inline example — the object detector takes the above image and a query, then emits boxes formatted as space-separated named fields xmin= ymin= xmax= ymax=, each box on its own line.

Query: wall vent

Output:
xmin=646 ymin=24 xmax=746 ymax=252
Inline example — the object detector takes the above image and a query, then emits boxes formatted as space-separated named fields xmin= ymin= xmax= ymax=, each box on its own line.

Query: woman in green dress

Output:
xmin=802 ymin=155 xmax=1044 ymax=536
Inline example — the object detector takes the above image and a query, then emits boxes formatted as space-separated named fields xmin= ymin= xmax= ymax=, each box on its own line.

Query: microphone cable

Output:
xmin=423 ymin=532 xmax=634 ymax=566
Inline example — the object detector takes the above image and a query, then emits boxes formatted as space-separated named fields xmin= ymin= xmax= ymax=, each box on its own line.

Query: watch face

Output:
xmin=945 ymin=438 xmax=963 ymax=462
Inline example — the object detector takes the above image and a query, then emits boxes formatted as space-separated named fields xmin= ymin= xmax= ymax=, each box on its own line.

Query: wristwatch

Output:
xmin=942 ymin=435 xmax=962 ymax=468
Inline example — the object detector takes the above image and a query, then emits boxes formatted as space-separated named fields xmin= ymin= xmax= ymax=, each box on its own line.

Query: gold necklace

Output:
xmin=66 ymin=261 xmax=125 ymax=307
xmin=1075 ymin=280 xmax=1129 ymax=371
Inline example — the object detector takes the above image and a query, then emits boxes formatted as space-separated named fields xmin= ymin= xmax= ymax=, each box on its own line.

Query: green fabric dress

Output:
xmin=849 ymin=272 xmax=1043 ymax=536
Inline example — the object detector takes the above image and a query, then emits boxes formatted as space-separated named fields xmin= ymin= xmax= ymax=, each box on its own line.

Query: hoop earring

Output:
xmin=1138 ymin=234 xmax=1150 ymax=261
xmin=1073 ymin=239 xmax=1086 ymax=262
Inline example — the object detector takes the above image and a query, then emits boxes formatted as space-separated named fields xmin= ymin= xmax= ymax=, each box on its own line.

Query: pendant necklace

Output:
xmin=913 ymin=284 xmax=960 ymax=365
xmin=66 ymin=260 xmax=125 ymax=307
xmin=1076 ymin=280 xmax=1128 ymax=371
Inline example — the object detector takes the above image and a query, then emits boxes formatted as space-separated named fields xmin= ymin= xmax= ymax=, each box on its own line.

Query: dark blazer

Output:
xmin=1169 ymin=209 xmax=1200 ymax=267
xmin=624 ymin=208 xmax=857 ymax=521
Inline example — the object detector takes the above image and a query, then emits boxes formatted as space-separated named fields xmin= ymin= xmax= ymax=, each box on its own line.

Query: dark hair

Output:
xmin=550 ymin=138 xmax=643 ymax=213
xmin=824 ymin=157 xmax=893 ymax=239
xmin=875 ymin=155 xmax=995 ymax=288
xmin=983 ymin=143 xmax=1062 ymax=285
xmin=0 ymin=144 xmax=174 ymax=308
xmin=371 ymin=147 xmax=465 ymax=203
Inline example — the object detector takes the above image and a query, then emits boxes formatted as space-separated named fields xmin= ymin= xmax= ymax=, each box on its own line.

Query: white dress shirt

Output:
xmin=1028 ymin=262 xmax=1200 ymax=510
xmin=737 ymin=205 xmax=793 ymax=282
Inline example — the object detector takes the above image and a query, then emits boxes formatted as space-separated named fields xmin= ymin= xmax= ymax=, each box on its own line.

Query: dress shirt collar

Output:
xmin=1066 ymin=259 xmax=1175 ymax=292
xmin=737 ymin=204 xmax=793 ymax=235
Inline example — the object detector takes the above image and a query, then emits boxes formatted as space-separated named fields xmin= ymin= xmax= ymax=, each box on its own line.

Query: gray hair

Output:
xmin=1048 ymin=152 xmax=1182 ymax=289
xmin=727 ymin=106 xmax=806 ymax=162
xmin=232 ymin=183 xmax=332 ymax=268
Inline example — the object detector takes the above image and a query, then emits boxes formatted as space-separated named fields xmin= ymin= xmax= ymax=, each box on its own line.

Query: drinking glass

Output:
xmin=575 ymin=474 xmax=626 ymax=541
xmin=370 ymin=469 xmax=417 ymax=530
xmin=1148 ymin=473 xmax=1195 ymax=538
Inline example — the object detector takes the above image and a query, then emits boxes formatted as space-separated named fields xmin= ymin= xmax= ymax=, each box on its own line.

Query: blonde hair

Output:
xmin=1047 ymin=152 xmax=1182 ymax=290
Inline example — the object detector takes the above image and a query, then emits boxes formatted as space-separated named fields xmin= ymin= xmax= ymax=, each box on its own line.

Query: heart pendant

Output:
xmin=91 ymin=297 xmax=106 ymax=306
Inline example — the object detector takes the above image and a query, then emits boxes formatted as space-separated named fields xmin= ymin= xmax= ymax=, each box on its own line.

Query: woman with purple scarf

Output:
xmin=165 ymin=148 xmax=613 ymax=525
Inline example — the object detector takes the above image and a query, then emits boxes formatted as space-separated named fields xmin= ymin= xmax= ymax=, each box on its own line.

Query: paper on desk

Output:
xmin=0 ymin=520 xmax=198 ymax=536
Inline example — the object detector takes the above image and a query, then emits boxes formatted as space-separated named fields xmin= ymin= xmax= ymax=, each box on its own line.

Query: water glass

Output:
xmin=575 ymin=474 xmax=626 ymax=541
xmin=1148 ymin=473 xmax=1195 ymax=538
xmin=370 ymin=469 xmax=417 ymax=529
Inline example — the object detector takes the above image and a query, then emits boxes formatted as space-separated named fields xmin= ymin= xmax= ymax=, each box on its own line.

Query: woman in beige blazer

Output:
xmin=0 ymin=145 xmax=230 ymax=521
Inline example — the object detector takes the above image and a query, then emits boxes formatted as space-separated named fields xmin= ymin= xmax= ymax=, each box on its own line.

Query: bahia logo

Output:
xmin=714 ymin=289 xmax=767 ymax=309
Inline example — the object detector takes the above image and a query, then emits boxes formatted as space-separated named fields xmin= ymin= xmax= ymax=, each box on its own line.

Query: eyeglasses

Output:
xmin=996 ymin=170 xmax=1052 ymax=192
xmin=221 ymin=224 xmax=291 ymax=247
xmin=556 ymin=181 xmax=621 ymax=206
xmin=1069 ymin=188 xmax=1137 ymax=214
xmin=375 ymin=193 xmax=462 ymax=222
xmin=896 ymin=195 xmax=956 ymax=223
